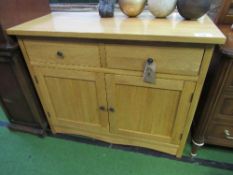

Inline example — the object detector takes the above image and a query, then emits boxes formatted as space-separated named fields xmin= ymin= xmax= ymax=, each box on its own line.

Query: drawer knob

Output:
xmin=224 ymin=130 xmax=233 ymax=140
xmin=147 ymin=58 xmax=154 ymax=64
xmin=56 ymin=51 xmax=64 ymax=58
xmin=99 ymin=106 xmax=106 ymax=111
xmin=109 ymin=107 xmax=115 ymax=112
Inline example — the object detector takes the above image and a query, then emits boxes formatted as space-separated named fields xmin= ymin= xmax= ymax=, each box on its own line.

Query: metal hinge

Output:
xmin=34 ymin=76 xmax=39 ymax=84
xmin=190 ymin=93 xmax=194 ymax=103
xmin=47 ymin=112 xmax=51 ymax=118
xmin=180 ymin=133 xmax=183 ymax=140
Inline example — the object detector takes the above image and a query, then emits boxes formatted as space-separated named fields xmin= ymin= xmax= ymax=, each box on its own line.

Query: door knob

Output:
xmin=56 ymin=51 xmax=64 ymax=58
xmin=109 ymin=107 xmax=115 ymax=112
xmin=99 ymin=106 xmax=106 ymax=111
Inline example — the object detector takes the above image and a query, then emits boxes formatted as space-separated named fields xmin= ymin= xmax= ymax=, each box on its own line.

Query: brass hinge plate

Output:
xmin=180 ymin=133 xmax=183 ymax=140
xmin=190 ymin=93 xmax=194 ymax=103
xmin=34 ymin=76 xmax=39 ymax=84
xmin=47 ymin=112 xmax=51 ymax=118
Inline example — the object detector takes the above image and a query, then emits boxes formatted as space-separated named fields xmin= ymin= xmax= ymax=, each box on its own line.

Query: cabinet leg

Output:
xmin=191 ymin=139 xmax=204 ymax=157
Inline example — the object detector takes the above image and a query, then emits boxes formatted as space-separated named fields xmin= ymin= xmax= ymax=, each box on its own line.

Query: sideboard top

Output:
xmin=7 ymin=11 xmax=226 ymax=44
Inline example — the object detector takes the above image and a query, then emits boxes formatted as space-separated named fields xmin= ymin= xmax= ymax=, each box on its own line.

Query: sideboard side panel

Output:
xmin=176 ymin=46 xmax=214 ymax=157
xmin=17 ymin=38 xmax=56 ymax=132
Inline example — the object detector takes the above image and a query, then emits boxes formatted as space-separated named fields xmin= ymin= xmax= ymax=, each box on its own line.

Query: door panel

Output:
xmin=114 ymin=85 xmax=180 ymax=137
xmin=0 ymin=62 xmax=36 ymax=123
xmin=34 ymin=67 xmax=109 ymax=133
xmin=106 ymin=74 xmax=195 ymax=144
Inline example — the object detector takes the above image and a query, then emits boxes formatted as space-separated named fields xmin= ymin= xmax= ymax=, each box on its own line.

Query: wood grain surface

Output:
xmin=7 ymin=12 xmax=225 ymax=44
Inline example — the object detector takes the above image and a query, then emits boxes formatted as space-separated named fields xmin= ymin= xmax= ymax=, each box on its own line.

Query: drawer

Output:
xmin=213 ymin=92 xmax=233 ymax=122
xmin=207 ymin=123 xmax=233 ymax=147
xmin=105 ymin=44 xmax=204 ymax=75
xmin=23 ymin=39 xmax=101 ymax=67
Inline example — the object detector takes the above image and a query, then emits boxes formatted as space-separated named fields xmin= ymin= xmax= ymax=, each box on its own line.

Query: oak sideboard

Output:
xmin=7 ymin=12 xmax=225 ymax=157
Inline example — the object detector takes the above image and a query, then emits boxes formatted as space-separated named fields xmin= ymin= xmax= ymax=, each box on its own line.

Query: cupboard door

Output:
xmin=34 ymin=67 xmax=109 ymax=133
xmin=106 ymin=74 xmax=196 ymax=144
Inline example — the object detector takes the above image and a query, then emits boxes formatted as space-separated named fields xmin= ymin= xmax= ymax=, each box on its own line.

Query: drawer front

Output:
xmin=207 ymin=123 xmax=233 ymax=147
xmin=105 ymin=44 xmax=204 ymax=75
xmin=213 ymin=92 xmax=233 ymax=122
xmin=24 ymin=39 xmax=101 ymax=67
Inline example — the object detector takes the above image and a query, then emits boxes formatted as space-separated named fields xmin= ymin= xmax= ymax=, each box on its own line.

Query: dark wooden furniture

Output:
xmin=191 ymin=0 xmax=233 ymax=156
xmin=0 ymin=0 xmax=51 ymax=30
xmin=215 ymin=0 xmax=233 ymax=24
xmin=0 ymin=0 xmax=50 ymax=135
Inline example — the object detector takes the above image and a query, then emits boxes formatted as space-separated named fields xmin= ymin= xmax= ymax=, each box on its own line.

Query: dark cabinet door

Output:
xmin=0 ymin=47 xmax=47 ymax=133
xmin=0 ymin=0 xmax=50 ymax=134
xmin=0 ymin=58 xmax=36 ymax=124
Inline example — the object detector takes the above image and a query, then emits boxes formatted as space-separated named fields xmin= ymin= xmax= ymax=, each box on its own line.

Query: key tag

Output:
xmin=143 ymin=58 xmax=156 ymax=84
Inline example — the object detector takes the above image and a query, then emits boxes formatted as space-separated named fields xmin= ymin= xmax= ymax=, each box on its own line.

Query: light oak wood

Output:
xmin=105 ymin=44 xmax=204 ymax=75
xmin=7 ymin=12 xmax=225 ymax=44
xmin=34 ymin=67 xmax=109 ymax=134
xmin=19 ymin=41 xmax=216 ymax=157
xmin=171 ymin=81 xmax=196 ymax=144
xmin=28 ymin=61 xmax=199 ymax=81
xmin=176 ymin=46 xmax=214 ymax=157
xmin=24 ymin=38 xmax=205 ymax=76
xmin=18 ymin=39 xmax=57 ymax=133
xmin=9 ymin=12 xmax=225 ymax=157
xmin=55 ymin=125 xmax=179 ymax=155
xmin=23 ymin=38 xmax=101 ymax=67
xmin=106 ymin=74 xmax=195 ymax=145
xmin=99 ymin=43 xmax=107 ymax=67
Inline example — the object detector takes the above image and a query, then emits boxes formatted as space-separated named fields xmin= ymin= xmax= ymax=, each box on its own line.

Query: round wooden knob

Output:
xmin=99 ymin=106 xmax=106 ymax=111
xmin=109 ymin=107 xmax=115 ymax=112
xmin=56 ymin=51 xmax=64 ymax=58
